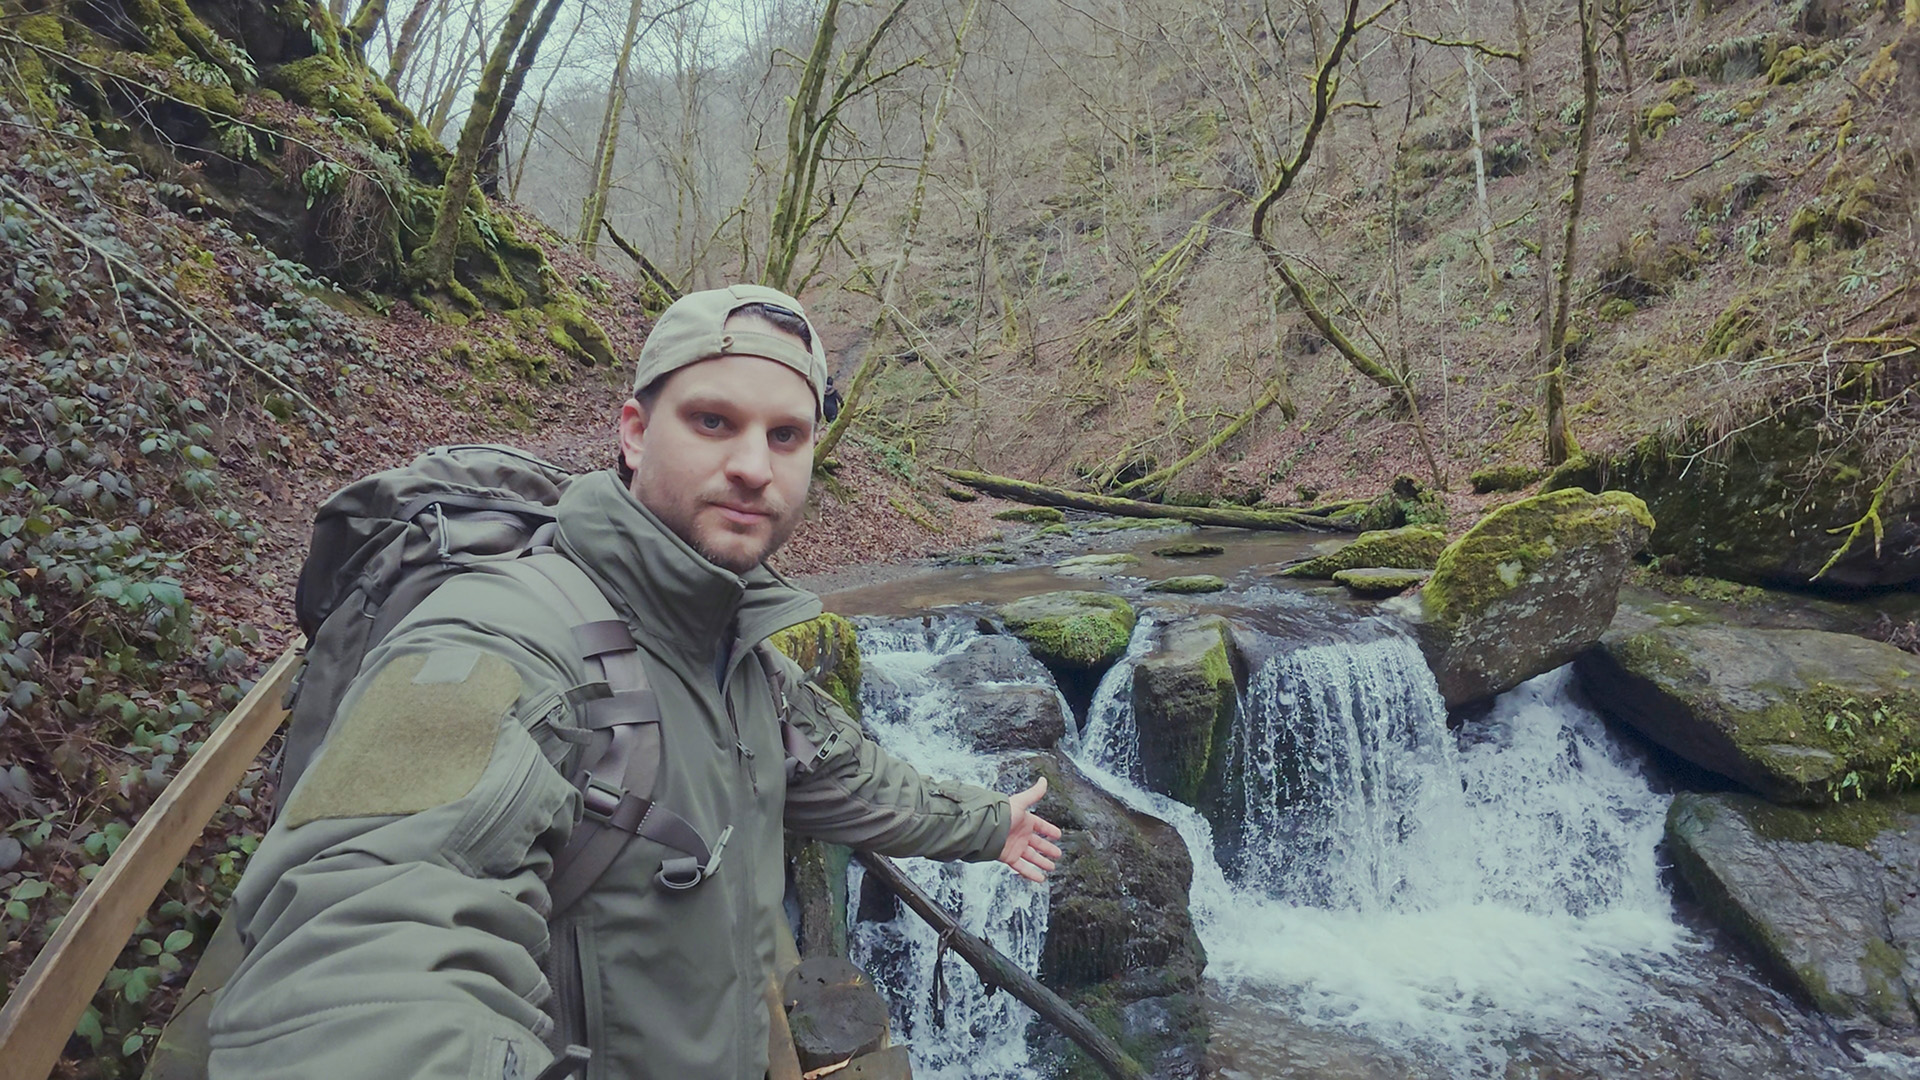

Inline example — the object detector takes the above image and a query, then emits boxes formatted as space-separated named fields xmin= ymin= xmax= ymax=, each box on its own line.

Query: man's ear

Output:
xmin=618 ymin=398 xmax=647 ymax=474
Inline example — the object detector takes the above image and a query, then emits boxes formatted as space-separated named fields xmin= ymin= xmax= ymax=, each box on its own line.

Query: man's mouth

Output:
xmin=712 ymin=502 xmax=771 ymax=526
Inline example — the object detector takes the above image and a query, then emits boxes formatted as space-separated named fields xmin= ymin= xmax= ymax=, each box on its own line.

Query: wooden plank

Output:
xmin=0 ymin=643 xmax=304 ymax=1080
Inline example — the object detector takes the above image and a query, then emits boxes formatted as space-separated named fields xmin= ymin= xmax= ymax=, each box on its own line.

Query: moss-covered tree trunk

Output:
xmin=1544 ymin=0 xmax=1600 ymax=466
xmin=384 ymin=0 xmax=438 ymax=86
xmin=477 ymin=0 xmax=565 ymax=196
xmin=415 ymin=0 xmax=542 ymax=286
xmin=576 ymin=0 xmax=645 ymax=253
xmin=346 ymin=0 xmax=390 ymax=49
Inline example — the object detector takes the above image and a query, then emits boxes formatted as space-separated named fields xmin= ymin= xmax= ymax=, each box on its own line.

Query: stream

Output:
xmin=805 ymin=525 xmax=1918 ymax=1079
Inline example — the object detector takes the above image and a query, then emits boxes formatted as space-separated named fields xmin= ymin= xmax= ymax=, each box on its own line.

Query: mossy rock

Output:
xmin=1054 ymin=553 xmax=1141 ymax=578
xmin=1415 ymin=488 xmax=1653 ymax=707
xmin=1152 ymin=542 xmax=1224 ymax=558
xmin=1666 ymin=792 xmax=1919 ymax=1027
xmin=1133 ymin=617 xmax=1240 ymax=805
xmin=1279 ymin=525 xmax=1447 ymax=579
xmin=1470 ymin=464 xmax=1546 ymax=494
xmin=1328 ymin=474 xmax=1449 ymax=532
xmin=1576 ymin=623 xmax=1920 ymax=805
xmin=997 ymin=591 xmax=1137 ymax=673
xmin=1145 ymin=575 xmax=1226 ymax=594
xmin=994 ymin=506 xmax=1067 ymax=524
xmin=1039 ymin=516 xmax=1196 ymax=537
xmin=1332 ymin=567 xmax=1430 ymax=597
xmin=768 ymin=613 xmax=862 ymax=718
xmin=942 ymin=486 xmax=978 ymax=502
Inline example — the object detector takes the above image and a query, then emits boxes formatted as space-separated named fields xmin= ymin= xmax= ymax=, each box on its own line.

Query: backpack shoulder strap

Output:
xmin=489 ymin=553 xmax=730 ymax=912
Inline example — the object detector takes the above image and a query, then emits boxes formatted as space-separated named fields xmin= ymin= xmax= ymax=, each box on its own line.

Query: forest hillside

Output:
xmin=0 ymin=0 xmax=1916 ymax=1075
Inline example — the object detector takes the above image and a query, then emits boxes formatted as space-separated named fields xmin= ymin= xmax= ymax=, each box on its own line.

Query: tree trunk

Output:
xmin=1612 ymin=0 xmax=1639 ymax=161
xmin=813 ymin=0 xmax=980 ymax=464
xmin=1545 ymin=0 xmax=1601 ymax=466
xmin=1463 ymin=51 xmax=1498 ymax=291
xmin=384 ymin=0 xmax=437 ymax=88
xmin=415 ymin=0 xmax=542 ymax=286
xmin=854 ymin=852 xmax=1147 ymax=1080
xmin=422 ymin=0 xmax=485 ymax=138
xmin=509 ymin=0 xmax=584 ymax=200
xmin=346 ymin=0 xmax=389 ymax=50
xmin=936 ymin=469 xmax=1347 ymax=531
xmin=477 ymin=0 xmax=565 ymax=196
xmin=577 ymin=0 xmax=647 ymax=252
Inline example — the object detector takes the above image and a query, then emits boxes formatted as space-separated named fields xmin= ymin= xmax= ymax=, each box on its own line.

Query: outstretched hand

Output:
xmin=998 ymin=777 xmax=1064 ymax=882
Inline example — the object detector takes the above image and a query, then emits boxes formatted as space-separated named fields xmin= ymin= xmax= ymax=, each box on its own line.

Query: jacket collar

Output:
xmin=553 ymin=470 xmax=821 ymax=668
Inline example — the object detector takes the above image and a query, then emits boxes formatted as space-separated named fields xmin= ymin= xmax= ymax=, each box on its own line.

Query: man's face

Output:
xmin=618 ymin=319 xmax=816 ymax=574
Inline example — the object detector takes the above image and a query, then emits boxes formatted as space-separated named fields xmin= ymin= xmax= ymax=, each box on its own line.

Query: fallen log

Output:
xmin=853 ymin=851 xmax=1147 ymax=1080
xmin=938 ymin=468 xmax=1349 ymax=532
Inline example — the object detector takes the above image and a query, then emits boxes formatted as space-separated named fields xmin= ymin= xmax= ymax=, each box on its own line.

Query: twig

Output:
xmin=1813 ymin=452 xmax=1909 ymax=581
xmin=597 ymin=218 xmax=682 ymax=302
xmin=1665 ymin=131 xmax=1758 ymax=183
xmin=0 ymin=178 xmax=332 ymax=421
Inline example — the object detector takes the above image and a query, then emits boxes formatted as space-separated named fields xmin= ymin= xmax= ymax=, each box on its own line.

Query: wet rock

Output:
xmin=1054 ymin=552 xmax=1142 ymax=577
xmin=1543 ymin=413 xmax=1920 ymax=590
xmin=1152 ymin=542 xmax=1225 ymax=558
xmin=1667 ymin=792 xmax=1920 ymax=1031
xmin=782 ymin=956 xmax=891 ymax=1070
xmin=1277 ymin=525 xmax=1447 ymax=579
xmin=930 ymin=633 xmax=1054 ymax=685
xmin=1332 ymin=567 xmax=1430 ymax=597
xmin=1133 ymin=616 xmax=1241 ymax=805
xmin=1577 ymin=623 xmax=1920 ymax=804
xmin=1408 ymin=488 xmax=1652 ymax=708
xmin=954 ymin=684 xmax=1069 ymax=752
xmin=1003 ymin=752 xmax=1207 ymax=1076
xmin=997 ymin=591 xmax=1137 ymax=674
xmin=769 ymin=612 xmax=863 ymax=716
xmin=1146 ymin=575 xmax=1226 ymax=594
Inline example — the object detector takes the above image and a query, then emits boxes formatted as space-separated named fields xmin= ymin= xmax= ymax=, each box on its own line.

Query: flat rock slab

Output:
xmin=1578 ymin=623 xmax=1920 ymax=804
xmin=1667 ymin=792 xmax=1920 ymax=1034
xmin=1054 ymin=552 xmax=1142 ymax=577
xmin=1332 ymin=567 xmax=1430 ymax=597
xmin=1153 ymin=542 xmax=1225 ymax=558
xmin=1147 ymin=574 xmax=1226 ymax=594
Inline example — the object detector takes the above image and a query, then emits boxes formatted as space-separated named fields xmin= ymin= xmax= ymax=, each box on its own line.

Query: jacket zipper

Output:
xmin=465 ymin=747 xmax=546 ymax=877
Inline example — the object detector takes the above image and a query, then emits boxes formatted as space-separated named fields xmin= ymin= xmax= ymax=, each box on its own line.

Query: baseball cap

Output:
xmin=631 ymin=284 xmax=829 ymax=413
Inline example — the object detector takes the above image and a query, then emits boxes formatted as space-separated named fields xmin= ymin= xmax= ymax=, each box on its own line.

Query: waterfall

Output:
xmin=1076 ymin=629 xmax=1687 ymax=1074
xmin=846 ymin=623 xmax=1051 ymax=1080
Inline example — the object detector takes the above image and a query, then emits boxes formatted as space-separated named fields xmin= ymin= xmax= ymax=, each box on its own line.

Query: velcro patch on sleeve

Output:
xmin=283 ymin=650 xmax=523 ymax=828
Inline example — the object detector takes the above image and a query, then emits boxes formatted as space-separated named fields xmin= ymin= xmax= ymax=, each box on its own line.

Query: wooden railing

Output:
xmin=0 ymin=644 xmax=303 ymax=1080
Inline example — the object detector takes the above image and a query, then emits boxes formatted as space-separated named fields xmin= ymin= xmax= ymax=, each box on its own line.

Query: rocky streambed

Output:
xmin=784 ymin=493 xmax=1917 ymax=1079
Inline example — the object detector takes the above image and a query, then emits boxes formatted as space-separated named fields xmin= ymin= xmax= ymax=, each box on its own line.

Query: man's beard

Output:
xmin=687 ymin=489 xmax=802 ymax=573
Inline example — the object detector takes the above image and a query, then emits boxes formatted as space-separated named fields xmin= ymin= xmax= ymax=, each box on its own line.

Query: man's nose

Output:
xmin=725 ymin=430 xmax=774 ymax=488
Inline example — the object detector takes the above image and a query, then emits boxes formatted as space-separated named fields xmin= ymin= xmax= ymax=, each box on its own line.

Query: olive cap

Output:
xmin=631 ymin=284 xmax=828 ymax=413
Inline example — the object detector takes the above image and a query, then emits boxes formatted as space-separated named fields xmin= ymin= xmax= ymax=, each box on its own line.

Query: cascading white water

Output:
xmin=846 ymin=623 xmax=1051 ymax=1079
xmin=1075 ymin=627 xmax=1689 ymax=1074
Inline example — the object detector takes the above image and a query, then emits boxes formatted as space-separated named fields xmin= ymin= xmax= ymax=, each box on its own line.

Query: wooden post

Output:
xmin=853 ymin=852 xmax=1147 ymax=1080
xmin=0 ymin=645 xmax=304 ymax=1080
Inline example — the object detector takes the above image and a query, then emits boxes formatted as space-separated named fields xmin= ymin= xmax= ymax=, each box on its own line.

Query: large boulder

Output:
xmin=769 ymin=612 xmax=862 ymax=716
xmin=1402 ymin=488 xmax=1652 ymax=707
xmin=997 ymin=591 xmax=1138 ymax=675
xmin=1577 ymin=624 xmax=1920 ymax=804
xmin=1667 ymin=792 xmax=1920 ymax=1035
xmin=1002 ymin=752 xmax=1207 ymax=1078
xmin=1133 ymin=617 xmax=1242 ymax=805
xmin=953 ymin=685 xmax=1069 ymax=752
xmin=1544 ymin=414 xmax=1920 ymax=590
xmin=1277 ymin=525 xmax=1447 ymax=579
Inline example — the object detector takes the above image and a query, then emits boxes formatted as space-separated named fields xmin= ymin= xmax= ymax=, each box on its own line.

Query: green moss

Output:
xmin=1643 ymin=101 xmax=1679 ymax=137
xmin=1423 ymin=489 xmax=1654 ymax=629
xmin=1738 ymin=790 xmax=1920 ymax=849
xmin=999 ymin=592 xmax=1137 ymax=670
xmin=268 ymin=53 xmax=402 ymax=149
xmin=1146 ymin=575 xmax=1226 ymax=594
xmin=1038 ymin=515 xmax=1190 ymax=535
xmin=1152 ymin=542 xmax=1224 ymax=558
xmin=994 ymin=506 xmax=1067 ymax=524
xmin=1280 ymin=525 xmax=1447 ymax=578
xmin=542 ymin=298 xmax=615 ymax=366
xmin=1469 ymin=463 xmax=1546 ymax=494
xmin=1054 ymin=553 xmax=1141 ymax=577
xmin=1332 ymin=567 xmax=1430 ymax=596
xmin=767 ymin=613 xmax=862 ymax=718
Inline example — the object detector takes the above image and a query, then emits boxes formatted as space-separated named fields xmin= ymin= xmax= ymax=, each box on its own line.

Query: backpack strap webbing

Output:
xmin=488 ymin=554 xmax=730 ymax=913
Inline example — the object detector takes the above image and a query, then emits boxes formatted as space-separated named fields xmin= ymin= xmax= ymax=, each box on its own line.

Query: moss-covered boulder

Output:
xmin=1333 ymin=567 xmax=1430 ymax=597
xmin=1278 ymin=525 xmax=1447 ymax=579
xmin=1003 ymin=752 xmax=1207 ymax=1077
xmin=768 ymin=613 xmax=862 ymax=717
xmin=1667 ymin=792 xmax=1920 ymax=1031
xmin=1469 ymin=463 xmax=1546 ymax=494
xmin=1133 ymin=617 xmax=1241 ymax=805
xmin=997 ymin=591 xmax=1138 ymax=675
xmin=1576 ymin=624 xmax=1920 ymax=804
xmin=1544 ymin=414 xmax=1919 ymax=591
xmin=1152 ymin=542 xmax=1224 ymax=558
xmin=1328 ymin=474 xmax=1450 ymax=531
xmin=1145 ymin=575 xmax=1226 ymax=594
xmin=1053 ymin=552 xmax=1141 ymax=578
xmin=995 ymin=506 xmax=1067 ymax=524
xmin=1411 ymin=488 xmax=1653 ymax=707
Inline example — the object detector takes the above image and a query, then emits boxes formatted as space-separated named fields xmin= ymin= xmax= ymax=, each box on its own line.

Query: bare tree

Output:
xmin=578 ymin=0 xmax=649 ymax=253
xmin=477 ymin=0 xmax=568 ymax=195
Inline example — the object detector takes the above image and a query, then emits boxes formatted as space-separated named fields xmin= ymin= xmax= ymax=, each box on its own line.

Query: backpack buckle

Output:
xmin=654 ymin=825 xmax=732 ymax=891
xmin=580 ymin=775 xmax=624 ymax=823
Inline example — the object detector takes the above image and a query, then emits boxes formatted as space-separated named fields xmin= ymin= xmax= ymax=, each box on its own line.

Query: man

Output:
xmin=206 ymin=284 xmax=1062 ymax=1080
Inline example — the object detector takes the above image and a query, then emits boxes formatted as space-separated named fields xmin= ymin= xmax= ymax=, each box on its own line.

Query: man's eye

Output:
xmin=771 ymin=427 xmax=803 ymax=445
xmin=695 ymin=414 xmax=726 ymax=431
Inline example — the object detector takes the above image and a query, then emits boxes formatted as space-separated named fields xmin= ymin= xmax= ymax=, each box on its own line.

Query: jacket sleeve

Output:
xmin=207 ymin=627 xmax=581 ymax=1080
xmin=780 ymin=676 xmax=1011 ymax=862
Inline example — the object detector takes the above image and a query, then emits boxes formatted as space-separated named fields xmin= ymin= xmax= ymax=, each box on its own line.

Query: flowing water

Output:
xmin=815 ymin=531 xmax=1915 ymax=1079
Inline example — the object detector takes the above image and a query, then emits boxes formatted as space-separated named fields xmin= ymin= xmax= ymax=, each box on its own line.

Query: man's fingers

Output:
xmin=1030 ymin=835 xmax=1062 ymax=861
xmin=1030 ymin=814 xmax=1062 ymax=840
xmin=1015 ymin=859 xmax=1046 ymax=882
xmin=1010 ymin=776 xmax=1048 ymax=812
xmin=1023 ymin=850 xmax=1056 ymax=872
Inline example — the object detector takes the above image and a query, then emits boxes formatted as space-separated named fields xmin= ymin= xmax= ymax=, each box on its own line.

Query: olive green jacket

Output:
xmin=206 ymin=471 xmax=1011 ymax=1080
